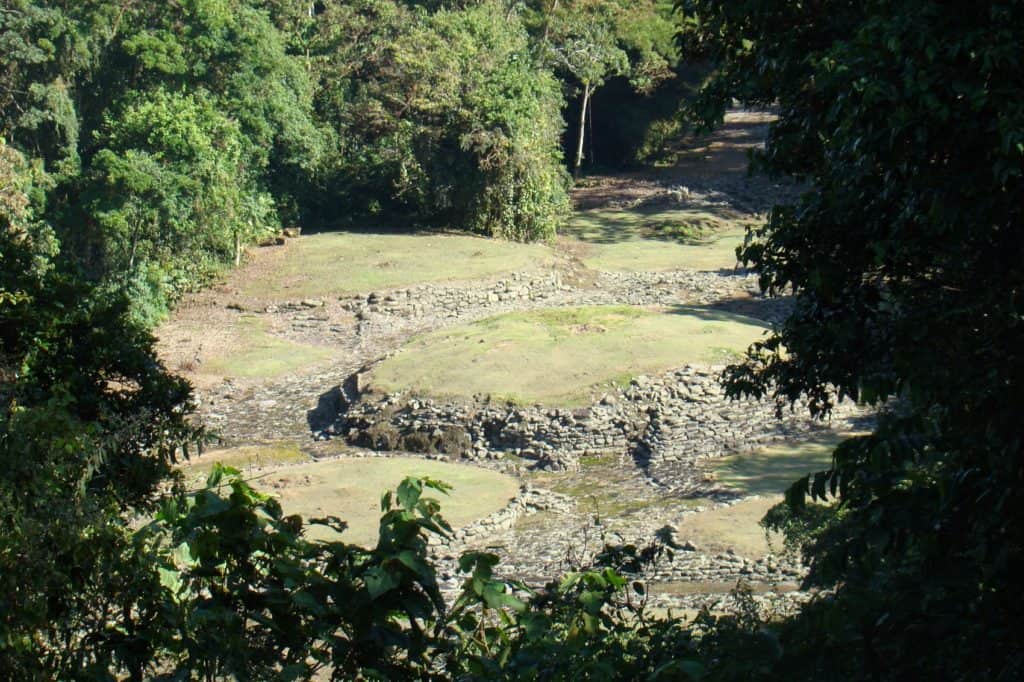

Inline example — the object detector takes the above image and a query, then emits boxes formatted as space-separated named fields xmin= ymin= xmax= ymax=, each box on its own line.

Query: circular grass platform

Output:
xmin=365 ymin=305 xmax=769 ymax=405
xmin=236 ymin=231 xmax=554 ymax=302
xmin=709 ymin=435 xmax=842 ymax=497
xmin=182 ymin=448 xmax=519 ymax=547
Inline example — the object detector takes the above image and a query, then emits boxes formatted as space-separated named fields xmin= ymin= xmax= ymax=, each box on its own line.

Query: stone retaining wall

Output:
xmin=332 ymin=268 xmax=789 ymax=327
xmin=341 ymin=271 xmax=566 ymax=321
xmin=431 ymin=485 xmax=575 ymax=550
xmin=339 ymin=365 xmax=858 ymax=475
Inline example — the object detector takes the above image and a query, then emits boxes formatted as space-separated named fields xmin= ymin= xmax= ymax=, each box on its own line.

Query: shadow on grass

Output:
xmin=567 ymin=205 xmax=744 ymax=246
xmin=661 ymin=303 xmax=774 ymax=328
xmin=707 ymin=294 xmax=796 ymax=324
xmin=712 ymin=433 xmax=843 ymax=497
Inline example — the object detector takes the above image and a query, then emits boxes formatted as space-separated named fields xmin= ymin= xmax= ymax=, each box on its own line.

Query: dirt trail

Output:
xmin=570 ymin=110 xmax=785 ymax=212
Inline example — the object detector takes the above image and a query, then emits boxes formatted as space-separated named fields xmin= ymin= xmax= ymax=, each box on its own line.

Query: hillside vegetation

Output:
xmin=1 ymin=0 xmax=688 ymax=325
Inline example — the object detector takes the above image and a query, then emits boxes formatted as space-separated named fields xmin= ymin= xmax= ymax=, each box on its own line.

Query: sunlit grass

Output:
xmin=561 ymin=206 xmax=755 ymax=272
xmin=201 ymin=315 xmax=334 ymax=379
xmin=367 ymin=305 xmax=768 ymax=405
xmin=238 ymin=230 xmax=555 ymax=301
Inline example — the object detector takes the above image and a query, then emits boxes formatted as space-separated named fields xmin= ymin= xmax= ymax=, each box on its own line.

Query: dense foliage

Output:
xmin=312 ymin=0 xmax=570 ymax=241
xmin=1 ymin=0 xmax=583 ymax=322
xmin=1 ymin=0 xmax=699 ymax=322
xmin=681 ymin=0 xmax=1024 ymax=678
xmin=524 ymin=0 xmax=682 ymax=173
xmin=1 ymin=155 xmax=200 ymax=676
xmin=1 ymin=0 xmax=320 ymax=323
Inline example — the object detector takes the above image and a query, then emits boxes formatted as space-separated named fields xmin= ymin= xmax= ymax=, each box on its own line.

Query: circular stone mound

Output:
xmin=185 ymin=453 xmax=519 ymax=546
xmin=366 ymin=305 xmax=768 ymax=405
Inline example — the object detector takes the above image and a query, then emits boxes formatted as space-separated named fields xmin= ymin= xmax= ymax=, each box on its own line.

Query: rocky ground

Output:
xmin=159 ymin=110 xmax=868 ymax=611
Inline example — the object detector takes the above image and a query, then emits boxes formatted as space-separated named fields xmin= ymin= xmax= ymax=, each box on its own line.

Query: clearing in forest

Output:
xmin=365 ymin=305 xmax=768 ymax=405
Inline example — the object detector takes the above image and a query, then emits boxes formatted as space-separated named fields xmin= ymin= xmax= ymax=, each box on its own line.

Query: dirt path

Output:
xmin=570 ymin=110 xmax=793 ymax=213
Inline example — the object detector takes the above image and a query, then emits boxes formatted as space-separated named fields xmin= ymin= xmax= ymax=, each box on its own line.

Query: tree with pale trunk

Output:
xmin=539 ymin=0 xmax=677 ymax=177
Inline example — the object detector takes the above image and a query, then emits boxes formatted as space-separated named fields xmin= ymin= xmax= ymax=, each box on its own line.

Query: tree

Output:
xmin=1 ymin=172 xmax=203 ymax=676
xmin=312 ymin=0 xmax=569 ymax=240
xmin=536 ymin=0 xmax=677 ymax=175
xmin=85 ymin=88 xmax=276 ymax=325
xmin=680 ymin=0 xmax=1024 ymax=677
xmin=1 ymin=1 xmax=322 ymax=323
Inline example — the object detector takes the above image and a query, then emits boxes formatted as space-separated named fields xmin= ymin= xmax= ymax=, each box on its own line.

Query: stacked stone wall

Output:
xmin=340 ymin=365 xmax=859 ymax=475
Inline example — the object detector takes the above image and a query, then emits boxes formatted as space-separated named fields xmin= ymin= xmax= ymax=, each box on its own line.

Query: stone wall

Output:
xmin=341 ymin=271 xmax=566 ymax=321
xmin=338 ymin=364 xmax=860 ymax=476
xmin=333 ymin=268 xmax=788 ymax=327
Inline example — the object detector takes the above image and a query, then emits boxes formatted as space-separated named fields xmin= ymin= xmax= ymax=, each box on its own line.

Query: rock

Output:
xmin=282 ymin=226 xmax=302 ymax=238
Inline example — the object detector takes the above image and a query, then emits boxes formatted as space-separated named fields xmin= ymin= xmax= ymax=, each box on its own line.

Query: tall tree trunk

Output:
xmin=543 ymin=0 xmax=560 ymax=41
xmin=574 ymin=82 xmax=591 ymax=179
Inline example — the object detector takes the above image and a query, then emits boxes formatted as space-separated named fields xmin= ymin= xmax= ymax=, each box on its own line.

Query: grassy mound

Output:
xmin=181 ymin=449 xmax=518 ymax=546
xmin=268 ymin=457 xmax=518 ymax=545
xmin=366 ymin=305 xmax=768 ymax=405
xmin=180 ymin=442 xmax=311 ymax=476
xmin=561 ymin=206 xmax=753 ymax=272
xmin=668 ymin=436 xmax=852 ymax=557
xmin=671 ymin=496 xmax=786 ymax=558
xmin=238 ymin=231 xmax=555 ymax=301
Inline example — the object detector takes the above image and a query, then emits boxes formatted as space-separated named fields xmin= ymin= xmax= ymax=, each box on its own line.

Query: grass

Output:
xmin=670 ymin=497 xmax=785 ymax=558
xmin=366 ymin=305 xmax=768 ymax=405
xmin=238 ymin=230 xmax=555 ymax=301
xmin=182 ymin=449 xmax=519 ymax=546
xmin=710 ymin=435 xmax=845 ymax=497
xmin=563 ymin=486 xmax=703 ymax=519
xmin=262 ymin=457 xmax=519 ymax=545
xmin=202 ymin=315 xmax=334 ymax=379
xmin=561 ymin=206 xmax=754 ymax=272
xmin=661 ymin=435 xmax=858 ymax=558
xmin=179 ymin=442 xmax=311 ymax=479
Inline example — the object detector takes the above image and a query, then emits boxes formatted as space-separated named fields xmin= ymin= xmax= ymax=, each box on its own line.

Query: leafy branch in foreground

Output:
xmin=680 ymin=0 xmax=1024 ymax=678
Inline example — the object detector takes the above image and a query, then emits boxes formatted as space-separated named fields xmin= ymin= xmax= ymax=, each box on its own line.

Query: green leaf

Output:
xmin=580 ymin=590 xmax=606 ymax=614
xmin=396 ymin=549 xmax=431 ymax=579
xmin=483 ymin=584 xmax=526 ymax=612
xmin=519 ymin=612 xmax=552 ymax=639
xmin=365 ymin=566 xmax=400 ymax=599
xmin=396 ymin=477 xmax=423 ymax=510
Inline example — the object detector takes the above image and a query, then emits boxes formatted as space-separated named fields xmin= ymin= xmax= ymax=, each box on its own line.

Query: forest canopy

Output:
xmin=0 ymin=0 xmax=689 ymax=324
